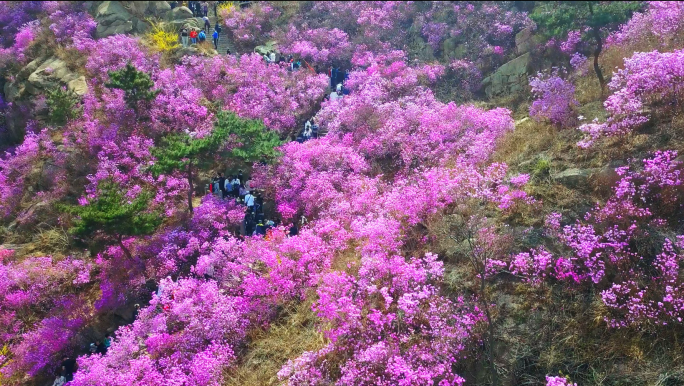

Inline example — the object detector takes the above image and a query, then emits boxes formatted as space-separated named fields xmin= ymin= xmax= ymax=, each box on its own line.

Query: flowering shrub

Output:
xmin=529 ymin=70 xmax=578 ymax=128
xmin=48 ymin=10 xmax=96 ymax=51
xmin=279 ymin=253 xmax=483 ymax=385
xmin=280 ymin=27 xmax=352 ymax=67
xmin=182 ymin=54 xmax=328 ymax=133
xmin=608 ymin=1 xmax=684 ymax=47
xmin=0 ymin=255 xmax=93 ymax=378
xmin=509 ymin=151 xmax=684 ymax=328
xmin=578 ymin=49 xmax=684 ymax=148
xmin=546 ymin=375 xmax=577 ymax=386
xmin=71 ymin=278 xmax=247 ymax=386
xmin=220 ymin=3 xmax=280 ymax=51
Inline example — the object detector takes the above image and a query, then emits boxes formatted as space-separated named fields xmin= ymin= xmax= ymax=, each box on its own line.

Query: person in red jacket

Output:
xmin=189 ymin=29 xmax=199 ymax=44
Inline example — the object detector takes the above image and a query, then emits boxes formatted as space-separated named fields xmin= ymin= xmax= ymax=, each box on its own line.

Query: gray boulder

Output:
xmin=515 ymin=26 xmax=535 ymax=55
xmin=169 ymin=6 xmax=193 ymax=20
xmin=553 ymin=168 xmax=597 ymax=188
xmin=481 ymin=52 xmax=532 ymax=98
xmin=95 ymin=1 xmax=135 ymax=37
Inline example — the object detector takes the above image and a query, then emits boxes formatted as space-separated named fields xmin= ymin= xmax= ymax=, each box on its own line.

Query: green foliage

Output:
xmin=216 ymin=110 xmax=283 ymax=163
xmin=46 ymin=87 xmax=81 ymax=126
xmin=60 ymin=180 xmax=162 ymax=241
xmin=532 ymin=157 xmax=551 ymax=179
xmin=530 ymin=1 xmax=644 ymax=40
xmin=104 ymin=62 xmax=159 ymax=112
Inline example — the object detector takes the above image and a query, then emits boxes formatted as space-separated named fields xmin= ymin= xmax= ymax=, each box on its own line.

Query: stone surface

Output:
xmin=95 ymin=1 xmax=136 ymax=38
xmin=122 ymin=0 xmax=150 ymax=15
xmin=148 ymin=1 xmax=171 ymax=17
xmin=3 ymin=56 xmax=89 ymax=141
xmin=169 ymin=6 xmax=193 ymax=20
xmin=515 ymin=26 xmax=535 ymax=55
xmin=481 ymin=52 xmax=532 ymax=98
xmin=553 ymin=168 xmax=596 ymax=188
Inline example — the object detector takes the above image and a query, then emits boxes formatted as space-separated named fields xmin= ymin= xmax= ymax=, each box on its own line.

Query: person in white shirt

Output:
xmin=244 ymin=191 xmax=255 ymax=209
xmin=330 ymin=91 xmax=342 ymax=101
xmin=269 ymin=51 xmax=276 ymax=63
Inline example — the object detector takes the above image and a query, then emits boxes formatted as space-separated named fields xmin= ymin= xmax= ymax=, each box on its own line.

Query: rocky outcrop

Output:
xmin=92 ymin=1 xmax=174 ymax=38
xmin=5 ymin=56 xmax=87 ymax=102
xmin=481 ymin=52 xmax=532 ymax=98
xmin=95 ymin=1 xmax=136 ymax=37
xmin=553 ymin=168 xmax=598 ymax=188
xmin=515 ymin=26 xmax=535 ymax=55
xmin=3 ymin=56 xmax=88 ymax=141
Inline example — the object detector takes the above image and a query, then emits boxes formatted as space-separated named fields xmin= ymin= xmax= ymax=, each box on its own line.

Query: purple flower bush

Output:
xmin=529 ymin=69 xmax=578 ymax=128
xmin=578 ymin=49 xmax=684 ymax=148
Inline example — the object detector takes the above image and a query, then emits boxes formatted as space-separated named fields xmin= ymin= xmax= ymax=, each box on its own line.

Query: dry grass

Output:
xmin=493 ymin=118 xmax=557 ymax=168
xmin=224 ymin=300 xmax=327 ymax=386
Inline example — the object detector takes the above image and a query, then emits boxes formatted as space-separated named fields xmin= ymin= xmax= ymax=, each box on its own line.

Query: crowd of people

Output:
xmin=207 ymin=171 xmax=306 ymax=239
xmin=180 ymin=21 xmax=222 ymax=50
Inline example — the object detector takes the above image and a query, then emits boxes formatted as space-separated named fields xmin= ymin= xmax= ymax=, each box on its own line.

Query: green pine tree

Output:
xmin=46 ymin=86 xmax=82 ymax=126
xmin=216 ymin=110 xmax=282 ymax=163
xmin=150 ymin=111 xmax=282 ymax=213
xmin=60 ymin=180 xmax=162 ymax=260
xmin=104 ymin=62 xmax=160 ymax=113
xmin=531 ymin=1 xmax=643 ymax=93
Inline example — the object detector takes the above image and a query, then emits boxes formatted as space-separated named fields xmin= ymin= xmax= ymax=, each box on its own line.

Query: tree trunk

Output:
xmin=117 ymin=234 xmax=134 ymax=260
xmin=592 ymin=27 xmax=606 ymax=95
xmin=187 ymin=161 xmax=194 ymax=213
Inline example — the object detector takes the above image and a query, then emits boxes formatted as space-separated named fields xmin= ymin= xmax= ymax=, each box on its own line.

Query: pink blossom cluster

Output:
xmin=504 ymin=151 xmax=684 ymax=328
xmin=220 ymin=3 xmax=280 ymax=51
xmin=529 ymin=69 xmax=578 ymax=128
xmin=0 ymin=252 xmax=93 ymax=377
xmin=182 ymin=54 xmax=328 ymax=133
xmin=546 ymin=375 xmax=578 ymax=386
xmin=578 ymin=49 xmax=684 ymax=148
xmin=280 ymin=26 xmax=352 ymax=66
xmin=48 ymin=10 xmax=97 ymax=51
xmin=608 ymin=1 xmax=684 ymax=47
xmin=559 ymin=30 xmax=582 ymax=54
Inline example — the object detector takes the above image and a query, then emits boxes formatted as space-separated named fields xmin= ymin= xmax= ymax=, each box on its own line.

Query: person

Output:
xmin=212 ymin=29 xmax=219 ymax=50
xmin=255 ymin=192 xmax=264 ymax=213
xmin=244 ymin=190 xmax=255 ymax=210
xmin=304 ymin=119 xmax=312 ymax=132
xmin=238 ymin=170 xmax=244 ymax=182
xmin=89 ymin=343 xmax=97 ymax=354
xmin=60 ymin=356 xmax=77 ymax=382
xmin=300 ymin=214 xmax=308 ymax=227
xmin=96 ymin=340 xmax=107 ymax=355
xmin=218 ymin=172 xmax=226 ymax=198
xmin=52 ymin=375 xmax=66 ymax=386
xmin=336 ymin=83 xmax=342 ymax=93
xmin=203 ymin=15 xmax=210 ymax=33
xmin=181 ymin=27 xmax=189 ymax=47
xmin=227 ymin=47 xmax=232 ymax=55
xmin=329 ymin=89 xmax=341 ymax=101
xmin=132 ymin=303 xmax=140 ymax=321
xmin=198 ymin=29 xmax=206 ymax=43
xmin=238 ymin=185 xmax=248 ymax=199
xmin=231 ymin=176 xmax=240 ymax=197
xmin=214 ymin=1 xmax=219 ymax=17
xmin=255 ymin=219 xmax=266 ymax=236
xmin=289 ymin=222 xmax=299 ymax=237
xmin=303 ymin=124 xmax=312 ymax=140
xmin=202 ymin=1 xmax=209 ymax=17
xmin=189 ymin=28 xmax=198 ymax=44
xmin=104 ymin=334 xmax=112 ymax=350
xmin=311 ymin=118 xmax=319 ymax=138
xmin=225 ymin=175 xmax=234 ymax=196
xmin=214 ymin=22 xmax=222 ymax=48
xmin=269 ymin=51 xmax=276 ymax=63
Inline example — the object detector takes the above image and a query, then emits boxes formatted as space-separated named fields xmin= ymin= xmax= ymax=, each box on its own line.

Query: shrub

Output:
xmin=529 ymin=69 xmax=578 ymax=128
xmin=577 ymin=49 xmax=684 ymax=148
xmin=146 ymin=22 xmax=180 ymax=53
xmin=46 ymin=86 xmax=81 ymax=126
